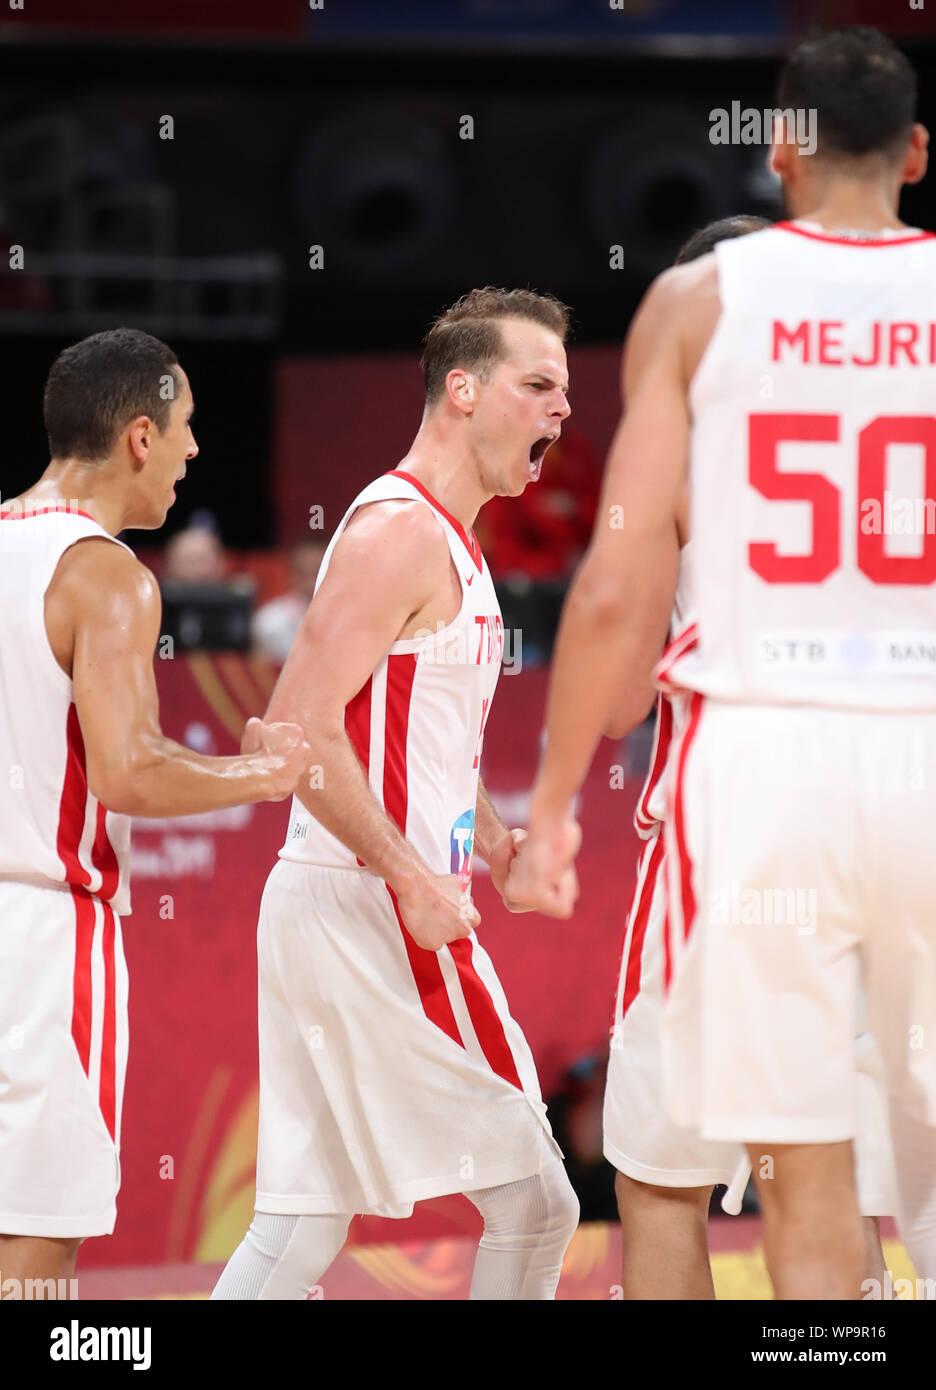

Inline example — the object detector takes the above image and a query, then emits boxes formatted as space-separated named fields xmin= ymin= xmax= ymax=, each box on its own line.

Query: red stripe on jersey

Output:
xmin=634 ymin=694 xmax=674 ymax=834
xmin=344 ymin=677 xmax=373 ymax=868
xmin=655 ymin=622 xmax=699 ymax=693
xmin=383 ymin=653 xmax=417 ymax=835
xmin=387 ymin=470 xmax=483 ymax=571
xmin=0 ymin=506 xmax=98 ymax=521
xmin=99 ymin=902 xmax=118 ymax=1140
xmin=663 ymin=898 xmax=673 ymax=994
xmin=91 ymin=803 xmax=120 ymax=901
xmin=387 ymin=886 xmax=465 ymax=1048
xmin=57 ymin=703 xmax=92 ymax=890
xmin=70 ymin=888 xmax=96 ymax=1074
xmin=611 ymin=846 xmax=648 ymax=1026
xmin=673 ymin=692 xmax=704 ymax=942
xmin=775 ymin=220 xmax=936 ymax=248
xmin=620 ymin=832 xmax=666 ymax=1022
xmin=344 ymin=675 xmax=373 ymax=768
xmin=448 ymin=937 xmax=523 ymax=1090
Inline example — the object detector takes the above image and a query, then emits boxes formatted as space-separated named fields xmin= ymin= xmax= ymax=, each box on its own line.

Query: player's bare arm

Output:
xmin=50 ymin=539 xmax=310 ymax=815
xmin=603 ymin=483 xmax=691 ymax=741
xmin=473 ymin=778 xmax=509 ymax=863
xmin=507 ymin=257 xmax=719 ymax=915
xmin=472 ymin=778 xmax=532 ymax=913
xmin=261 ymin=500 xmax=478 ymax=950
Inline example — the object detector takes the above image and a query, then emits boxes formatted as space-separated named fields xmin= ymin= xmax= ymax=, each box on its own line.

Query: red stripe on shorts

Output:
xmin=620 ymin=831 xmax=666 ymax=1022
xmin=655 ymin=622 xmax=699 ymax=693
xmin=663 ymin=899 xmax=673 ymax=994
xmin=634 ymin=694 xmax=673 ymax=834
xmin=447 ymin=937 xmax=523 ymax=1089
xmin=387 ymin=885 xmax=465 ymax=1048
xmin=70 ymin=889 xmax=96 ymax=1074
xmin=672 ymin=692 xmax=704 ymax=942
xmin=99 ymin=902 xmax=118 ymax=1140
xmin=91 ymin=803 xmax=120 ymax=901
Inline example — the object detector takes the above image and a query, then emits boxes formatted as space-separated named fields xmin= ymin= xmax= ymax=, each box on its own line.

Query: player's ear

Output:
xmin=445 ymin=369 xmax=476 ymax=416
xmin=901 ymin=123 xmax=928 ymax=187
xmin=768 ymin=132 xmax=792 ymax=182
xmin=126 ymin=416 xmax=152 ymax=468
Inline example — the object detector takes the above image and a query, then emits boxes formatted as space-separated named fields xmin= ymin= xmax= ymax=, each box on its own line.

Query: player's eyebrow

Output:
xmin=529 ymin=373 xmax=570 ymax=394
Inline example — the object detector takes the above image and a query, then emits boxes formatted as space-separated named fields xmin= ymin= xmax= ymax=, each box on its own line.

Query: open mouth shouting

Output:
xmin=528 ymin=433 xmax=559 ymax=481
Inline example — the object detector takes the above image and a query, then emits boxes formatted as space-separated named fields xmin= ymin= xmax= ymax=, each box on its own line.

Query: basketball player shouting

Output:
xmin=0 ymin=329 xmax=310 ymax=1294
xmin=510 ymin=28 xmax=936 ymax=1298
xmin=213 ymin=289 xmax=580 ymax=1301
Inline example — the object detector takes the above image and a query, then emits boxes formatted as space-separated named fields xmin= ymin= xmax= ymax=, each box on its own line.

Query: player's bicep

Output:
xmin=265 ymin=507 xmax=441 ymax=734
xmin=69 ymin=549 xmax=164 ymax=802
xmin=600 ymin=273 xmax=689 ymax=548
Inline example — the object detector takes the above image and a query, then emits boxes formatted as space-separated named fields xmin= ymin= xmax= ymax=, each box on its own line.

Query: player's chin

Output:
xmin=142 ymin=499 xmax=172 ymax=530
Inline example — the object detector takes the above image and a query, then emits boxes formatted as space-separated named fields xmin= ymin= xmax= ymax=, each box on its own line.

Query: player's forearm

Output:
xmin=292 ymin=724 xmax=433 ymax=895
xmin=91 ymin=736 xmax=279 ymax=818
xmin=473 ymin=778 xmax=509 ymax=864
xmin=604 ymin=680 xmax=659 ymax=741
xmin=529 ymin=572 xmax=655 ymax=831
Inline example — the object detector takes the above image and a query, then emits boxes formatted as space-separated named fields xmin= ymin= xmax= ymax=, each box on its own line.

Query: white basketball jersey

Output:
xmin=664 ymin=220 xmax=936 ymax=709
xmin=281 ymin=471 xmax=503 ymax=885
xmin=634 ymin=542 xmax=695 ymax=838
xmin=0 ymin=505 xmax=133 ymax=914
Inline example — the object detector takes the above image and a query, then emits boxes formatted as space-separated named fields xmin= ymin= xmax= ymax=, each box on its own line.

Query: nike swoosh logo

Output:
xmin=465 ymin=572 xmax=475 ymax=586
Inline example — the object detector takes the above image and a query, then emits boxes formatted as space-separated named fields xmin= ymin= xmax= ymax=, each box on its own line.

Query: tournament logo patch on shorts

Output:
xmin=450 ymin=809 xmax=474 ymax=888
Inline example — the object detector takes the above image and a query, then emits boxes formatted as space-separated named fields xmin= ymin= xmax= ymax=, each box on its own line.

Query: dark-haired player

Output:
xmin=602 ymin=215 xmax=896 ymax=1299
xmin=213 ymin=289 xmax=580 ymax=1301
xmin=0 ymin=329 xmax=310 ymax=1293
xmin=511 ymin=27 xmax=936 ymax=1297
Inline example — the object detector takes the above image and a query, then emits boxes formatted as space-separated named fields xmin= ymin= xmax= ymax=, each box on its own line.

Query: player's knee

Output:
xmin=549 ymin=1172 xmax=580 ymax=1246
xmin=476 ymin=1165 xmax=579 ymax=1252
xmin=245 ymin=1212 xmax=299 ymax=1261
xmin=615 ymin=1169 xmax=711 ymax=1219
xmin=246 ymin=1211 xmax=349 ymax=1291
xmin=292 ymin=1213 xmax=351 ymax=1274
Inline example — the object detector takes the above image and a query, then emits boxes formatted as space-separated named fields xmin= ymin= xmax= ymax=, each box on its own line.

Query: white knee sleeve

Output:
xmin=890 ymin=1103 xmax=936 ymax=1283
xmin=465 ymin=1148 xmax=580 ymax=1300
xmin=211 ymin=1211 xmax=351 ymax=1300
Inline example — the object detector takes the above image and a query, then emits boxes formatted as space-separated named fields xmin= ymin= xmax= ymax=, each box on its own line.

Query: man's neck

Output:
xmin=6 ymin=460 xmax=125 ymax=535
xmin=394 ymin=422 xmax=491 ymax=533
xmin=788 ymin=174 xmax=905 ymax=234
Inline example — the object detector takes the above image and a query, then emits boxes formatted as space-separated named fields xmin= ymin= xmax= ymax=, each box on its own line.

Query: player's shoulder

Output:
xmin=337 ymin=495 xmax=450 ymax=567
xmin=649 ymin=253 xmax=721 ymax=317
xmin=53 ymin=534 xmax=159 ymax=610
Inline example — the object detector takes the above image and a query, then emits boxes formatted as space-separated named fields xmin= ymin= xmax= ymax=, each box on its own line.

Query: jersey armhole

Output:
xmin=38 ymin=533 xmax=134 ymax=688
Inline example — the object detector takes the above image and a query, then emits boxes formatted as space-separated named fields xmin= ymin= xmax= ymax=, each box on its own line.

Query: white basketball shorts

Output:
xmin=0 ymin=880 xmax=128 ymax=1237
xmin=607 ymin=828 xmax=896 ymax=1214
xmin=254 ymin=859 xmax=561 ymax=1219
xmin=661 ymin=699 xmax=936 ymax=1147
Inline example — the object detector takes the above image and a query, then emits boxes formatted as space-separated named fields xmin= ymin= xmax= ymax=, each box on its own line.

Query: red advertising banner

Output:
xmin=78 ymin=652 xmax=645 ymax=1270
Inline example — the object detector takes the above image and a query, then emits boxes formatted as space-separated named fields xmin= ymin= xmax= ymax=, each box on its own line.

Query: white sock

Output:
xmin=464 ymin=1148 xmax=580 ymax=1300
xmin=210 ymin=1211 xmax=351 ymax=1300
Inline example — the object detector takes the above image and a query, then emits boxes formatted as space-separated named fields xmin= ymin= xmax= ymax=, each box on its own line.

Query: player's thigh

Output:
xmin=0 ymin=1234 xmax=81 ymax=1285
xmin=865 ymin=718 xmax=936 ymax=1126
xmin=671 ymin=704 xmax=861 ymax=1141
